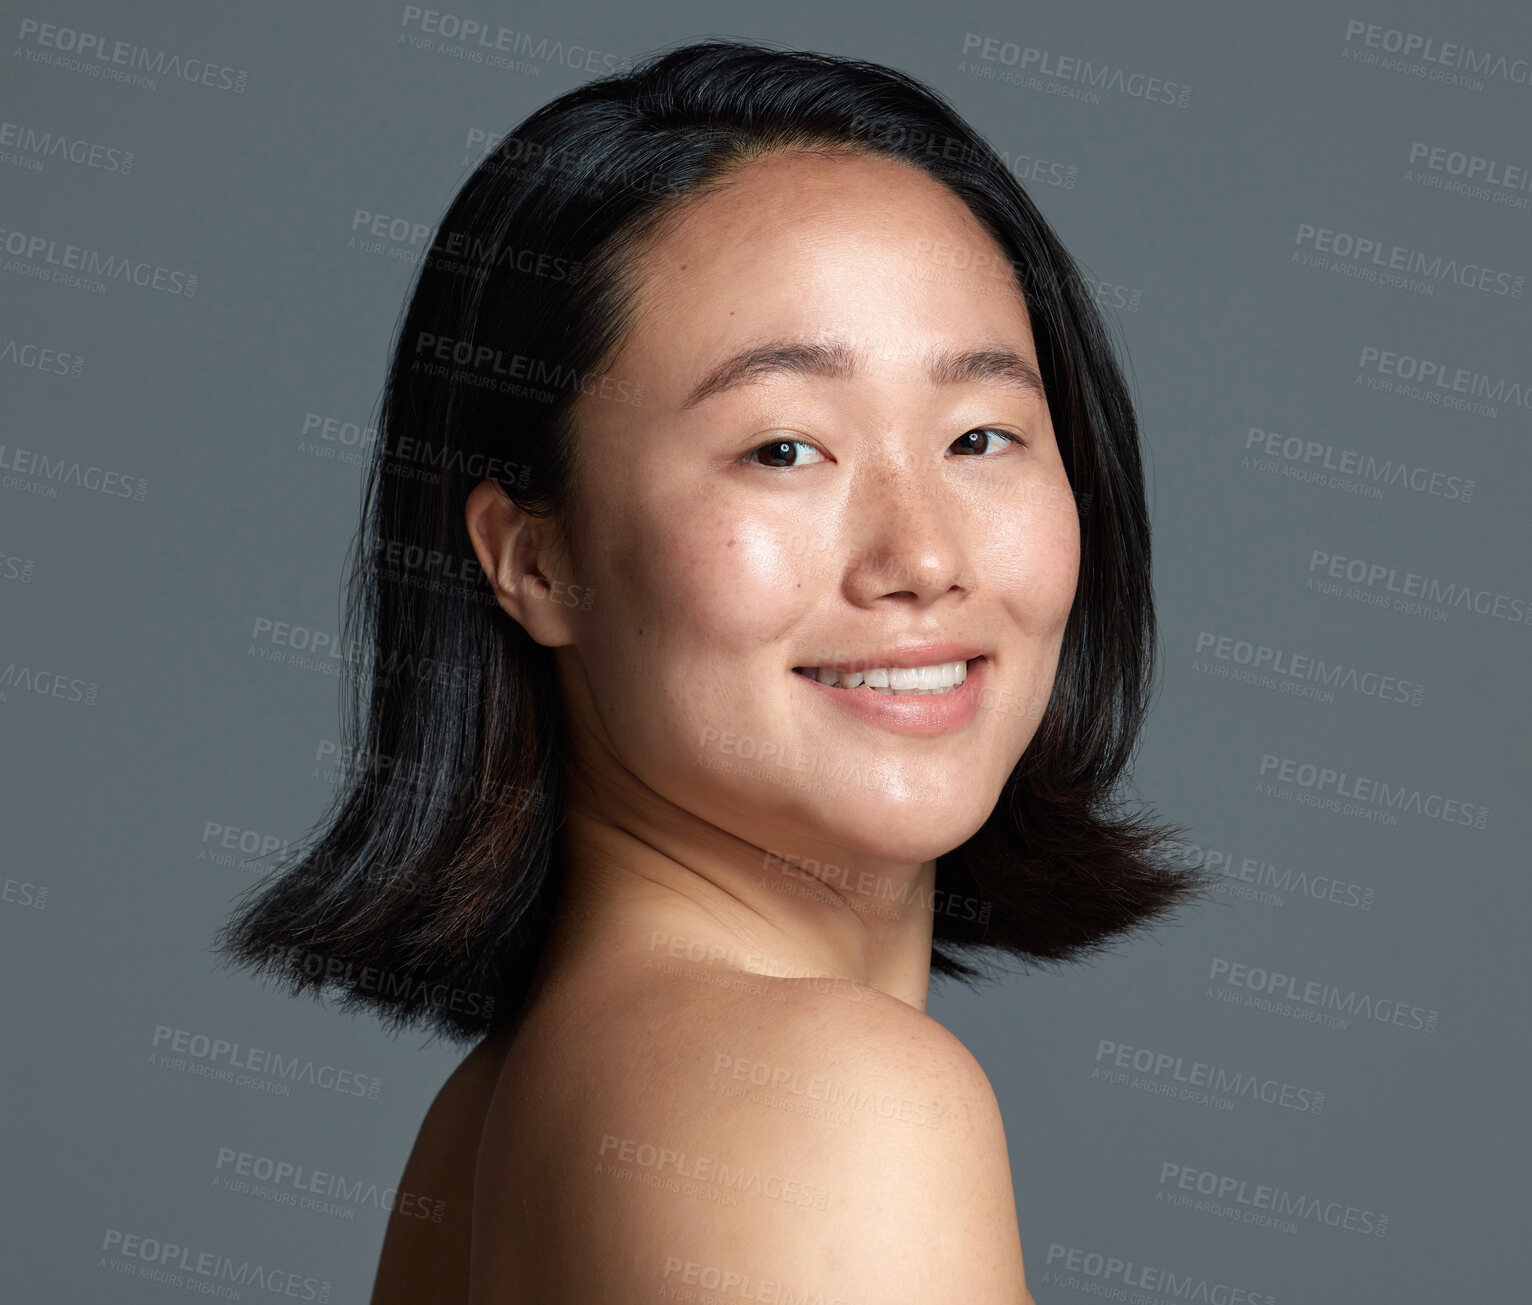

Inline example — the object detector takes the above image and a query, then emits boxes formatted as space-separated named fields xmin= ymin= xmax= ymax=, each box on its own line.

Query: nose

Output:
xmin=840 ymin=456 xmax=973 ymax=606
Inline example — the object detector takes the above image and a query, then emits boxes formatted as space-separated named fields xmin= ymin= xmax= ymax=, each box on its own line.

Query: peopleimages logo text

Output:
xmin=1209 ymin=958 xmax=1439 ymax=1034
xmin=1343 ymin=19 xmax=1532 ymax=87
xmin=1159 ymin=1161 xmax=1389 ymax=1238
xmin=960 ymin=32 xmax=1192 ymax=106
xmin=15 ymin=20 xmax=248 ymax=91
xmin=1258 ymin=752 xmax=1489 ymax=828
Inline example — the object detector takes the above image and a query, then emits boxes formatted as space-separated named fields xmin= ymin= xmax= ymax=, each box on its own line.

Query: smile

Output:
xmin=792 ymin=658 xmax=973 ymax=695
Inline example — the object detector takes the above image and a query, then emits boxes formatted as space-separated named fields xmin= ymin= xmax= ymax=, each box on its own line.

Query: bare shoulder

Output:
xmin=487 ymin=967 xmax=1033 ymax=1303
xmin=370 ymin=1027 xmax=510 ymax=1305
xmin=745 ymin=979 xmax=1033 ymax=1301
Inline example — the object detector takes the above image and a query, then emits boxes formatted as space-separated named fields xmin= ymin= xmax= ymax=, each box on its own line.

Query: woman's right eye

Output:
xmin=742 ymin=438 xmax=827 ymax=469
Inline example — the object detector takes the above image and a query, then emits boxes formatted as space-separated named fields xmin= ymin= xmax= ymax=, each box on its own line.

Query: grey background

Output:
xmin=2 ymin=1 xmax=1528 ymax=1300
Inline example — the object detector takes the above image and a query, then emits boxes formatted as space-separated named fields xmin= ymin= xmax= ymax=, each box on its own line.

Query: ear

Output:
xmin=464 ymin=479 xmax=580 ymax=649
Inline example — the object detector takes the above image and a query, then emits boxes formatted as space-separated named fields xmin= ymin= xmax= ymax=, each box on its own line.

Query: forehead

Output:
xmin=620 ymin=150 xmax=1036 ymax=363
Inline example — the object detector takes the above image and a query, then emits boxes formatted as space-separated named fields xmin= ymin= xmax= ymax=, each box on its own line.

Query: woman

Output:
xmin=215 ymin=38 xmax=1212 ymax=1304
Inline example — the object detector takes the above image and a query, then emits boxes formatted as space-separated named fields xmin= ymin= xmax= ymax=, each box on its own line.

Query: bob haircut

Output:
xmin=214 ymin=37 xmax=1214 ymax=1047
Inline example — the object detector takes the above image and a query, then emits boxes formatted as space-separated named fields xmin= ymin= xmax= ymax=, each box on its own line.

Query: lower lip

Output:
xmin=793 ymin=658 xmax=987 ymax=736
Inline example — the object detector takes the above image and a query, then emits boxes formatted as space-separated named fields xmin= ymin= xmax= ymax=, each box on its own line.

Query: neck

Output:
xmin=536 ymin=764 xmax=939 ymax=1014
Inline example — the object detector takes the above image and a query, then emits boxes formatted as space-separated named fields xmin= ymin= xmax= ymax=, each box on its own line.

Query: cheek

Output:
xmin=1044 ymin=506 xmax=1083 ymax=626
xmin=662 ymin=515 xmax=814 ymax=649
xmin=589 ymin=494 xmax=812 ymax=673
xmin=580 ymin=502 xmax=817 ymax=777
xmin=990 ymin=495 xmax=1082 ymax=637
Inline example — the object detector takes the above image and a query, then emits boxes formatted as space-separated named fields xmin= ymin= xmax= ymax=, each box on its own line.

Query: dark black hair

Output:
xmin=213 ymin=37 xmax=1216 ymax=1046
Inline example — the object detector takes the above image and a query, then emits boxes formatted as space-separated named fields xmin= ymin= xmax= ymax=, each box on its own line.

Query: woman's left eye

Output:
xmin=741 ymin=438 xmax=826 ymax=469
xmin=950 ymin=428 xmax=1021 ymax=455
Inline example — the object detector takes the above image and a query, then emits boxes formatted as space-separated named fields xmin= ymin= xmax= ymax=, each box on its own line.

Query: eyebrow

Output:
xmin=677 ymin=337 xmax=1048 ymax=411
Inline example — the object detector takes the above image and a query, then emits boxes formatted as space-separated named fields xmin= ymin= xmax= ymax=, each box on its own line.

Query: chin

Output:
xmin=804 ymin=798 xmax=993 ymax=866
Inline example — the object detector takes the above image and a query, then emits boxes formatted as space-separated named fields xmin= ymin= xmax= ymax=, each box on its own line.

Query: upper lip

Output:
xmin=794 ymin=640 xmax=988 ymax=672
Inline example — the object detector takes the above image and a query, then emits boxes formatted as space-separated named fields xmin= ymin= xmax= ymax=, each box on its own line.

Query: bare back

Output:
xmin=372 ymin=956 xmax=1033 ymax=1304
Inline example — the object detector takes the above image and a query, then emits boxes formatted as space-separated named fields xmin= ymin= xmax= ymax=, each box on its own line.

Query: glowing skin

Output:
xmin=465 ymin=149 xmax=1080 ymax=1013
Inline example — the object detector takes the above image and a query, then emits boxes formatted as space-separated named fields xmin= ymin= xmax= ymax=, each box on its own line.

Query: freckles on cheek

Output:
xmin=676 ymin=518 xmax=813 ymax=639
xmin=731 ymin=519 xmax=808 ymax=584
xmin=990 ymin=512 xmax=1080 ymax=633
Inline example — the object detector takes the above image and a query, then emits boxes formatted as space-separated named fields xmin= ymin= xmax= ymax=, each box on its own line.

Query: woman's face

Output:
xmin=530 ymin=149 xmax=1079 ymax=865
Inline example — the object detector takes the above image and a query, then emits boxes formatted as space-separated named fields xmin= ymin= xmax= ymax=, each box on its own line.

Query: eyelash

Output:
xmin=739 ymin=427 xmax=1023 ymax=468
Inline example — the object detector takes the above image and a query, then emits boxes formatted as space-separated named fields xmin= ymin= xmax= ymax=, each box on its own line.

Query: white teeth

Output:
xmin=799 ymin=659 xmax=970 ymax=694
